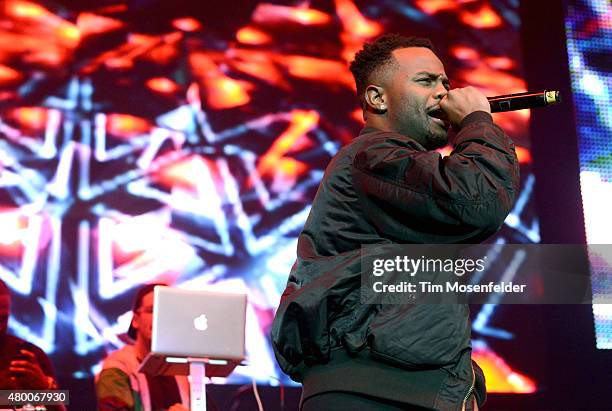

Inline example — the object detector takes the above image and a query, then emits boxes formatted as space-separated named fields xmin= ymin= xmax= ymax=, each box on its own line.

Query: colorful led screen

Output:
xmin=0 ymin=0 xmax=540 ymax=391
xmin=565 ymin=0 xmax=612 ymax=349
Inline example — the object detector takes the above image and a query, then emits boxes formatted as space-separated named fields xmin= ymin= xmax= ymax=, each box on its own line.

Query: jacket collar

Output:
xmin=358 ymin=126 xmax=428 ymax=151
xmin=358 ymin=126 xmax=382 ymax=136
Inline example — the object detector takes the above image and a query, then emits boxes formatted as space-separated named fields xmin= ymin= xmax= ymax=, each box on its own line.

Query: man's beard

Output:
xmin=424 ymin=129 xmax=449 ymax=150
xmin=393 ymin=109 xmax=448 ymax=150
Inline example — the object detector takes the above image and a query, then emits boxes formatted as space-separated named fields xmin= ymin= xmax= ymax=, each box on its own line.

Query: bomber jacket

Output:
xmin=271 ymin=111 xmax=520 ymax=410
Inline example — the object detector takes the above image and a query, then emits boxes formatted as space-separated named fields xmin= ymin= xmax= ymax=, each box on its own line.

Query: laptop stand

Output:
xmin=189 ymin=360 xmax=207 ymax=411
xmin=139 ymin=354 xmax=240 ymax=411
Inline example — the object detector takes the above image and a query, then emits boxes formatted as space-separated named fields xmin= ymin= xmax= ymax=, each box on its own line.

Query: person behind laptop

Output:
xmin=96 ymin=283 xmax=190 ymax=411
xmin=0 ymin=278 xmax=66 ymax=411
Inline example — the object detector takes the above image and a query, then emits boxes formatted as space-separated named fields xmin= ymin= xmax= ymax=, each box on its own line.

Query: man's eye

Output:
xmin=417 ymin=78 xmax=432 ymax=84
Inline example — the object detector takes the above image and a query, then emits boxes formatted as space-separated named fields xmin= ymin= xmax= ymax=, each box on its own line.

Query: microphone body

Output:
xmin=488 ymin=90 xmax=561 ymax=113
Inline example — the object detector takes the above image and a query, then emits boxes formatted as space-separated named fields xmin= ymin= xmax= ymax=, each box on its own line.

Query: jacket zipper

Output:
xmin=461 ymin=363 xmax=476 ymax=411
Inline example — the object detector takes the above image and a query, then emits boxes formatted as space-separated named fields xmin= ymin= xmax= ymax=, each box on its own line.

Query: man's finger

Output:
xmin=9 ymin=367 xmax=36 ymax=378
xmin=19 ymin=349 xmax=38 ymax=363
xmin=10 ymin=360 xmax=37 ymax=371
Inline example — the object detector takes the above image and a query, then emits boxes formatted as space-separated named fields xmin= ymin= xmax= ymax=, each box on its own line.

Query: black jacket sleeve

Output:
xmin=351 ymin=111 xmax=520 ymax=243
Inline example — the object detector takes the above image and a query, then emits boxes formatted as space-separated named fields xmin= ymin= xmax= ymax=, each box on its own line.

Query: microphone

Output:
xmin=488 ymin=90 xmax=561 ymax=113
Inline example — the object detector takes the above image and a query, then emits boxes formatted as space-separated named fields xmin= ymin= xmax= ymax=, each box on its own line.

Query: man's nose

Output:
xmin=434 ymin=85 xmax=448 ymax=100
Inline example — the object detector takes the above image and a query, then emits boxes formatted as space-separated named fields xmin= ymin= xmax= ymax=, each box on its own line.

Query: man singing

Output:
xmin=271 ymin=34 xmax=519 ymax=410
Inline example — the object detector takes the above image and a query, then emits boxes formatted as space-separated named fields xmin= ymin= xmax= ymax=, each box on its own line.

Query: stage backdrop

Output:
xmin=565 ymin=0 xmax=612 ymax=349
xmin=0 ymin=0 xmax=540 ymax=391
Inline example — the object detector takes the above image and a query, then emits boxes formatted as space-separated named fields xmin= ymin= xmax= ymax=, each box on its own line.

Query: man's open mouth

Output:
xmin=427 ymin=108 xmax=450 ymax=128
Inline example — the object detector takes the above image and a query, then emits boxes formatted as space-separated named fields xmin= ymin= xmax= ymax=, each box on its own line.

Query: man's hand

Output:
xmin=9 ymin=349 xmax=49 ymax=389
xmin=167 ymin=404 xmax=189 ymax=411
xmin=439 ymin=86 xmax=491 ymax=127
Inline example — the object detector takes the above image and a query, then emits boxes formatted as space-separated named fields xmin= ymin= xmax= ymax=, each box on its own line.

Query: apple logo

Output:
xmin=193 ymin=314 xmax=208 ymax=331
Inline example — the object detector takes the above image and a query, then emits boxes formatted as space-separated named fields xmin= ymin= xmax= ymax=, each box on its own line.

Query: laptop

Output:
xmin=138 ymin=286 xmax=247 ymax=377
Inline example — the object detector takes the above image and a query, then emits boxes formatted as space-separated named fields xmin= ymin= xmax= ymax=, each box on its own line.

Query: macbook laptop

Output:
xmin=138 ymin=286 xmax=247 ymax=377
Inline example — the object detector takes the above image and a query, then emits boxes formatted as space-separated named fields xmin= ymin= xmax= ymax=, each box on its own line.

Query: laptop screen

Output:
xmin=151 ymin=286 xmax=247 ymax=361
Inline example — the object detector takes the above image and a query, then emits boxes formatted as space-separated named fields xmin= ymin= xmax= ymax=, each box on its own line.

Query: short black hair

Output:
xmin=349 ymin=34 xmax=435 ymax=100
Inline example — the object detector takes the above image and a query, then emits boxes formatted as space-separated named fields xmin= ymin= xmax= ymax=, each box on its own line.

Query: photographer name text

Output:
xmin=372 ymin=281 xmax=526 ymax=293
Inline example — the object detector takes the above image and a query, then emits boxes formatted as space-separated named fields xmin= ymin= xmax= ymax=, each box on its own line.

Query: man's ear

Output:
xmin=132 ymin=313 xmax=140 ymax=330
xmin=364 ymin=85 xmax=387 ymax=113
